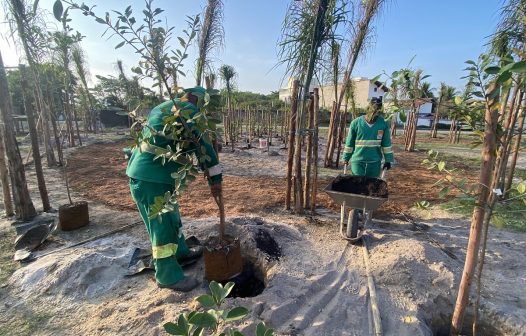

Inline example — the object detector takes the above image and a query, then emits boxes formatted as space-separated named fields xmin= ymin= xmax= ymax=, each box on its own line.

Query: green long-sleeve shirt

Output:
xmin=342 ymin=115 xmax=394 ymax=163
xmin=126 ymin=100 xmax=222 ymax=185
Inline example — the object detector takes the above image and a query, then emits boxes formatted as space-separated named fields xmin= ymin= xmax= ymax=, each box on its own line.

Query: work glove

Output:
xmin=383 ymin=162 xmax=391 ymax=170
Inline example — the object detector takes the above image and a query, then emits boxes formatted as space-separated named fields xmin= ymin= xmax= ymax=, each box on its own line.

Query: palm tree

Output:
xmin=431 ymin=83 xmax=456 ymax=138
xmin=196 ymin=0 xmax=224 ymax=86
xmin=334 ymin=0 xmax=388 ymax=115
xmin=219 ymin=64 xmax=236 ymax=151
xmin=7 ymin=0 xmax=56 ymax=166
xmin=72 ymin=45 xmax=97 ymax=133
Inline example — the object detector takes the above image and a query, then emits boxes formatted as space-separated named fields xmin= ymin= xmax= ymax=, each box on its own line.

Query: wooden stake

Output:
xmin=310 ymin=88 xmax=320 ymax=214
xmin=303 ymin=94 xmax=314 ymax=207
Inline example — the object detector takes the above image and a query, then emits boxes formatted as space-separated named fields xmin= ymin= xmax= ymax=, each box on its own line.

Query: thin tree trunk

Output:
xmin=286 ymin=80 xmax=299 ymax=210
xmin=310 ymin=88 xmax=320 ymax=214
xmin=0 ymin=54 xmax=36 ymax=220
xmin=505 ymin=100 xmax=526 ymax=196
xmin=431 ymin=102 xmax=440 ymax=138
xmin=0 ymin=125 xmax=14 ymax=216
xmin=335 ymin=105 xmax=348 ymax=167
xmin=303 ymin=94 xmax=314 ymax=208
xmin=497 ymin=91 xmax=523 ymax=193
xmin=20 ymin=65 xmax=50 ymax=212
xmin=71 ymin=97 xmax=83 ymax=146
xmin=324 ymin=101 xmax=338 ymax=167
xmin=450 ymin=83 xmax=499 ymax=335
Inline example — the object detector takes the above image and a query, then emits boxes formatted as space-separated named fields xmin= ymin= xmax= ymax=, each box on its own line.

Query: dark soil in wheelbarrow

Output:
xmin=331 ymin=175 xmax=388 ymax=198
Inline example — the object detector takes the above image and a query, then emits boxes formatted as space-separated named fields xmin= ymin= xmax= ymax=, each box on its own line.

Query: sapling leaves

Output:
xmin=256 ymin=322 xmax=274 ymax=336
xmin=196 ymin=295 xmax=216 ymax=308
xmin=53 ymin=0 xmax=64 ymax=20
xmin=224 ymin=307 xmax=249 ymax=322
xmin=188 ymin=312 xmax=217 ymax=329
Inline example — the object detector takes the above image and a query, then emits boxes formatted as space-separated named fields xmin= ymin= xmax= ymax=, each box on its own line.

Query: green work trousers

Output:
xmin=351 ymin=161 xmax=382 ymax=178
xmin=129 ymin=178 xmax=190 ymax=286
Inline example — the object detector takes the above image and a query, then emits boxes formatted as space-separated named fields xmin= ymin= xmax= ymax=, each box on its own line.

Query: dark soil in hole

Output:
xmin=331 ymin=175 xmax=388 ymax=198
xmin=222 ymin=262 xmax=265 ymax=298
xmin=254 ymin=228 xmax=281 ymax=261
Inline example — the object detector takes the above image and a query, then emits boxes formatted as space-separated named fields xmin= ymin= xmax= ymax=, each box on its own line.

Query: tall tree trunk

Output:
xmin=431 ymin=102 xmax=440 ymax=138
xmin=505 ymin=99 xmax=526 ymax=196
xmin=450 ymin=83 xmax=500 ymax=335
xmin=0 ymin=53 xmax=36 ymax=220
xmin=303 ymin=94 xmax=314 ymax=208
xmin=20 ymin=65 xmax=50 ymax=212
xmin=286 ymin=80 xmax=299 ymax=210
xmin=310 ymin=88 xmax=320 ymax=214
xmin=335 ymin=106 xmax=348 ymax=167
xmin=497 ymin=91 xmax=523 ymax=193
xmin=324 ymin=101 xmax=338 ymax=167
xmin=293 ymin=0 xmax=329 ymax=213
xmin=0 ymin=125 xmax=14 ymax=216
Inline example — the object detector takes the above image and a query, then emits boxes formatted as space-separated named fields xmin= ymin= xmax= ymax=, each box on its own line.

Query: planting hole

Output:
xmin=222 ymin=262 xmax=265 ymax=298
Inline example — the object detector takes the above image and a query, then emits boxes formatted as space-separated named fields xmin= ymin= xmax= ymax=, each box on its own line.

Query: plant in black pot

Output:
xmin=58 ymin=160 xmax=89 ymax=231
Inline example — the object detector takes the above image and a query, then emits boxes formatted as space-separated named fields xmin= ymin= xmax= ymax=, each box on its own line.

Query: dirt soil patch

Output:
xmin=331 ymin=175 xmax=389 ymax=197
xmin=67 ymin=141 xmax=478 ymax=219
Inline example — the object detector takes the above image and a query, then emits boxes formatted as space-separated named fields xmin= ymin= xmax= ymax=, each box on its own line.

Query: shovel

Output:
xmin=213 ymin=190 xmax=226 ymax=242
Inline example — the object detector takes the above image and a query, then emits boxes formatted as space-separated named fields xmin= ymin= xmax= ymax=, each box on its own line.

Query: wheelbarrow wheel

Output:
xmin=346 ymin=209 xmax=360 ymax=238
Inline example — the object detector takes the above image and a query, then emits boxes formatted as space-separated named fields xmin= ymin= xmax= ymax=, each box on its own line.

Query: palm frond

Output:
xmin=196 ymin=0 xmax=224 ymax=86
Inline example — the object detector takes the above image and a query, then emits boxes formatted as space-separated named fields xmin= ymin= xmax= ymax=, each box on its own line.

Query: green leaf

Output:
xmin=115 ymin=41 xmax=125 ymax=49
xmin=517 ymin=183 xmax=526 ymax=194
xmin=510 ymin=60 xmax=526 ymax=73
xmin=256 ymin=322 xmax=274 ymax=336
xmin=192 ymin=327 xmax=204 ymax=336
xmin=188 ymin=312 xmax=217 ymax=329
xmin=164 ymin=321 xmax=188 ymax=336
xmin=439 ymin=186 xmax=450 ymax=199
xmin=465 ymin=60 xmax=477 ymax=66
xmin=496 ymin=71 xmax=512 ymax=84
xmin=223 ymin=282 xmax=235 ymax=298
xmin=196 ymin=294 xmax=216 ymax=308
xmin=96 ymin=17 xmax=106 ymax=24
xmin=53 ymin=0 xmax=63 ymax=21
xmin=454 ymin=96 xmax=462 ymax=106
xmin=484 ymin=66 xmax=500 ymax=74
xmin=224 ymin=307 xmax=249 ymax=322
xmin=209 ymin=281 xmax=223 ymax=305
xmin=438 ymin=161 xmax=446 ymax=171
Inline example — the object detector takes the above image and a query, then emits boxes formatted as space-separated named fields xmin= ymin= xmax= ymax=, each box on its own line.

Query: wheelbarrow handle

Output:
xmin=343 ymin=163 xmax=348 ymax=175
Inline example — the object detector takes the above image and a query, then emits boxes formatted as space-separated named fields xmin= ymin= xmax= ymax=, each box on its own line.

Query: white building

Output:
xmin=278 ymin=77 xmax=389 ymax=110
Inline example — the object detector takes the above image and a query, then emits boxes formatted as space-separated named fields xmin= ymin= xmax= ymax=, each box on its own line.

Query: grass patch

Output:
xmin=0 ymin=224 xmax=18 ymax=285
xmin=441 ymin=191 xmax=526 ymax=232
xmin=0 ymin=309 xmax=53 ymax=336
xmin=515 ymin=168 xmax=526 ymax=180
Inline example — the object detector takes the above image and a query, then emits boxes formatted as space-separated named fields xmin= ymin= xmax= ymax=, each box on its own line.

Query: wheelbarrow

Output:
xmin=324 ymin=165 xmax=388 ymax=243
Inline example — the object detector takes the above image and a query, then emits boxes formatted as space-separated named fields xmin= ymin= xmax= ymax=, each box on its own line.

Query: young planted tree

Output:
xmin=448 ymin=53 xmax=526 ymax=335
xmin=430 ymin=83 xmax=456 ymax=138
xmin=333 ymin=0 xmax=388 ymax=117
xmin=72 ymin=44 xmax=97 ymax=133
xmin=19 ymin=64 xmax=51 ymax=212
xmin=7 ymin=0 xmax=57 ymax=166
xmin=0 ymin=51 xmax=36 ymax=220
xmin=219 ymin=64 xmax=236 ymax=151
xmin=279 ymin=0 xmax=347 ymax=213
xmin=196 ymin=0 xmax=224 ymax=87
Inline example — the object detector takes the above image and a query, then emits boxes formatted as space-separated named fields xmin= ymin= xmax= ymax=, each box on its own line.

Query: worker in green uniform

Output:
xmin=126 ymin=86 xmax=222 ymax=291
xmin=342 ymin=97 xmax=394 ymax=177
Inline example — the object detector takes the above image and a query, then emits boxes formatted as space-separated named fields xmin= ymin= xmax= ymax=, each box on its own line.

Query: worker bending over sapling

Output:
xmin=126 ymin=86 xmax=222 ymax=292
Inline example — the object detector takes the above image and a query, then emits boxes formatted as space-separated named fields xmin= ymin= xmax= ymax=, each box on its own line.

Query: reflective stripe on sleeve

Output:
xmin=382 ymin=146 xmax=393 ymax=154
xmin=355 ymin=140 xmax=381 ymax=147
xmin=343 ymin=146 xmax=354 ymax=154
xmin=208 ymin=164 xmax=222 ymax=177
xmin=152 ymin=243 xmax=178 ymax=259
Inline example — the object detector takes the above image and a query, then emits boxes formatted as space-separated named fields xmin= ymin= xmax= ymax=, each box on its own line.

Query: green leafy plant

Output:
xmin=164 ymin=281 xmax=273 ymax=336
xmin=53 ymin=0 xmax=222 ymax=220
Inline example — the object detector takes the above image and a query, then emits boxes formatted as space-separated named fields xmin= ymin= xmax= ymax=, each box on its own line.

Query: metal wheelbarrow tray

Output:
xmin=323 ymin=184 xmax=388 ymax=211
xmin=324 ymin=174 xmax=389 ymax=243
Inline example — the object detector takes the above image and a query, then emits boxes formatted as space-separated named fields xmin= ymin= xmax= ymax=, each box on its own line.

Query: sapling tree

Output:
xmin=164 ymin=281 xmax=273 ymax=336
xmin=53 ymin=0 xmax=220 ymax=221
xmin=419 ymin=52 xmax=526 ymax=335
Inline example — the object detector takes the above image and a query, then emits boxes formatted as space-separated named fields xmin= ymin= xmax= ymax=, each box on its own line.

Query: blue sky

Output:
xmin=0 ymin=0 xmax=502 ymax=94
